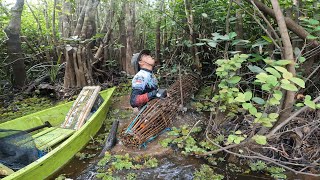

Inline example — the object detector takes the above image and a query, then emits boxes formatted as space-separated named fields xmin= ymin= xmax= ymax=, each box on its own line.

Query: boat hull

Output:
xmin=1 ymin=87 xmax=115 ymax=180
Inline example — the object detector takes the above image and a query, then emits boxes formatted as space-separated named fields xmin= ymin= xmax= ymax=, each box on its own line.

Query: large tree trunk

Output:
xmin=119 ymin=2 xmax=127 ymax=71
xmin=183 ymin=0 xmax=201 ymax=70
xmin=235 ymin=0 xmax=244 ymax=53
xmin=52 ymin=0 xmax=58 ymax=44
xmin=63 ymin=0 xmax=98 ymax=89
xmin=4 ymin=0 xmax=26 ymax=89
xmin=73 ymin=0 xmax=89 ymax=37
xmin=63 ymin=44 xmax=94 ymax=89
xmin=155 ymin=0 xmax=164 ymax=62
xmin=125 ymin=1 xmax=135 ymax=75
xmin=61 ymin=1 xmax=72 ymax=38
xmin=80 ymin=0 xmax=99 ymax=39
xmin=270 ymin=0 xmax=296 ymax=125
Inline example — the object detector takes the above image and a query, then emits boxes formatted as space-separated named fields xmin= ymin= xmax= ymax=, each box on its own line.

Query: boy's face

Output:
xmin=140 ymin=54 xmax=156 ymax=67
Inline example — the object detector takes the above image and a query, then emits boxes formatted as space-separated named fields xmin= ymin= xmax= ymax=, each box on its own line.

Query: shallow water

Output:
xmin=76 ymin=154 xmax=202 ymax=180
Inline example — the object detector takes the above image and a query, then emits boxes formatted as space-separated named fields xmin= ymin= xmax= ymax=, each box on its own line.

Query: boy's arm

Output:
xmin=130 ymin=89 xmax=157 ymax=107
xmin=130 ymin=75 xmax=157 ymax=107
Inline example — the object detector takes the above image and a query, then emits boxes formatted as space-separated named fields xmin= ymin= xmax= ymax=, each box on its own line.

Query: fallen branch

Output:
xmin=204 ymin=130 xmax=320 ymax=177
xmin=268 ymin=96 xmax=320 ymax=137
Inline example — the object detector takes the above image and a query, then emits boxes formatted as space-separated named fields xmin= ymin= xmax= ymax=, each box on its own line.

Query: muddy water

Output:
xmin=54 ymin=150 xmax=272 ymax=180
xmin=76 ymin=154 xmax=202 ymax=180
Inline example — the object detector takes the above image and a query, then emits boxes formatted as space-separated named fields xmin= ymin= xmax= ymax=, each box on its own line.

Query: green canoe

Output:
xmin=1 ymin=87 xmax=115 ymax=180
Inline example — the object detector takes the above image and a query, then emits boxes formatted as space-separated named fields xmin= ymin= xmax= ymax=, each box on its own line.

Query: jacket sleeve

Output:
xmin=130 ymin=89 xmax=148 ymax=107
xmin=130 ymin=74 xmax=157 ymax=107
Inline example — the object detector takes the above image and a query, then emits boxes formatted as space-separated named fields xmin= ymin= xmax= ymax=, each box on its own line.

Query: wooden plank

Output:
xmin=61 ymin=86 xmax=101 ymax=130
xmin=32 ymin=127 xmax=57 ymax=139
xmin=33 ymin=128 xmax=75 ymax=151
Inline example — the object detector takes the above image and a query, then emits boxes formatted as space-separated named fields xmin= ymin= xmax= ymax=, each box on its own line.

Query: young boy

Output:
xmin=130 ymin=49 xmax=167 ymax=108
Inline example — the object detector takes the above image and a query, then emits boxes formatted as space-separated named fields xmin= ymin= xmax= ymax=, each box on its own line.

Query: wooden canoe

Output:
xmin=0 ymin=87 xmax=115 ymax=180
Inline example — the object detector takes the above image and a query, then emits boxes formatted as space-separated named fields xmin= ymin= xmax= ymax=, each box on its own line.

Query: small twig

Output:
xmin=184 ymin=120 xmax=201 ymax=140
xmin=178 ymin=63 xmax=184 ymax=107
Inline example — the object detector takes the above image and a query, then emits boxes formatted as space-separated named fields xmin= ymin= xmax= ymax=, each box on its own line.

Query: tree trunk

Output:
xmin=155 ymin=0 xmax=164 ymax=62
xmin=183 ymin=0 xmax=201 ymax=70
xmin=52 ymin=0 xmax=58 ymax=44
xmin=125 ymin=1 xmax=135 ymax=75
xmin=73 ymin=0 xmax=89 ymax=37
xmin=63 ymin=44 xmax=94 ymax=89
xmin=119 ymin=2 xmax=127 ymax=71
xmin=235 ymin=0 xmax=244 ymax=52
xmin=80 ymin=0 xmax=99 ymax=39
xmin=4 ymin=0 xmax=26 ymax=89
xmin=61 ymin=1 xmax=72 ymax=38
xmin=270 ymin=0 xmax=296 ymax=125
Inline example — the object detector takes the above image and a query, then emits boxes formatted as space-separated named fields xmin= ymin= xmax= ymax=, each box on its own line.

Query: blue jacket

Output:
xmin=130 ymin=68 xmax=158 ymax=108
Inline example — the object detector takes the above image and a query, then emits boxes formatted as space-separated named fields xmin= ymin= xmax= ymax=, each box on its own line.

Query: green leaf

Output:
xmin=242 ymin=103 xmax=253 ymax=110
xmin=309 ymin=19 xmax=319 ymax=25
xmin=255 ymin=112 xmax=262 ymax=118
xmin=248 ymin=65 xmax=265 ymax=74
xmin=305 ymin=100 xmax=316 ymax=109
xmin=194 ymin=43 xmax=205 ymax=46
xmin=256 ymin=73 xmax=268 ymax=83
xmin=235 ymin=93 xmax=246 ymax=102
xmin=265 ymin=67 xmax=281 ymax=78
xmin=263 ymin=59 xmax=274 ymax=65
xmin=268 ymin=113 xmax=279 ymax=119
xmin=274 ymin=60 xmax=292 ymax=66
xmin=281 ymin=79 xmax=290 ymax=84
xmin=298 ymin=56 xmax=306 ymax=63
xmin=201 ymin=13 xmax=208 ymax=18
xmin=289 ymin=77 xmax=305 ymax=88
xmin=273 ymin=66 xmax=288 ymax=73
xmin=249 ymin=107 xmax=258 ymax=115
xmin=307 ymin=35 xmax=318 ymax=40
xmin=216 ymin=59 xmax=225 ymax=65
xmin=228 ymin=76 xmax=241 ymax=84
xmin=316 ymin=104 xmax=320 ymax=109
xmin=234 ymin=136 xmax=245 ymax=144
xmin=227 ymin=135 xmax=236 ymax=144
xmin=252 ymin=97 xmax=265 ymax=105
xmin=266 ymin=75 xmax=278 ymax=86
xmin=273 ymin=92 xmax=282 ymax=100
xmin=281 ymin=83 xmax=298 ymax=91
xmin=269 ymin=98 xmax=280 ymax=105
xmin=208 ymin=41 xmax=217 ymax=47
xmin=282 ymin=71 xmax=293 ymax=79
xmin=314 ymin=26 xmax=320 ymax=32
xmin=262 ymin=84 xmax=271 ymax=91
xmin=305 ymin=95 xmax=312 ymax=101
xmin=228 ymin=32 xmax=237 ymax=39
xmin=261 ymin=36 xmax=272 ymax=43
xmin=294 ymin=47 xmax=301 ymax=57
xmin=235 ymin=130 xmax=242 ymax=135
xmin=232 ymin=39 xmax=250 ymax=46
xmin=253 ymin=135 xmax=267 ymax=145
xmin=295 ymin=103 xmax=304 ymax=107
xmin=244 ymin=91 xmax=253 ymax=101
